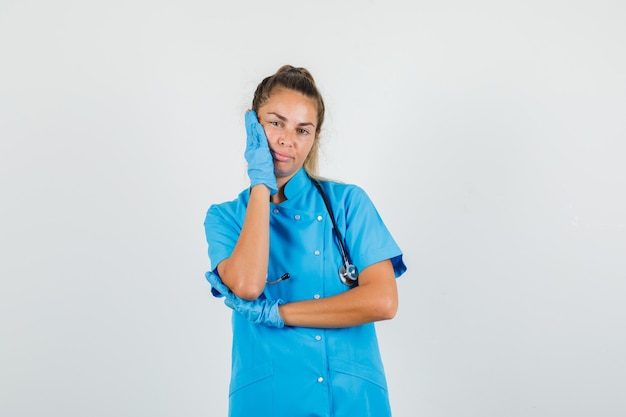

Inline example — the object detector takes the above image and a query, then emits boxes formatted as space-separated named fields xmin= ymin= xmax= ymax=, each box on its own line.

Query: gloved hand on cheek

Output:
xmin=244 ymin=110 xmax=278 ymax=195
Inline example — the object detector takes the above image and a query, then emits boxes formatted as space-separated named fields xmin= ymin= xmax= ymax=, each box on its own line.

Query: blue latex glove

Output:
xmin=225 ymin=295 xmax=285 ymax=328
xmin=205 ymin=270 xmax=231 ymax=298
xmin=245 ymin=110 xmax=277 ymax=195
xmin=205 ymin=270 xmax=285 ymax=328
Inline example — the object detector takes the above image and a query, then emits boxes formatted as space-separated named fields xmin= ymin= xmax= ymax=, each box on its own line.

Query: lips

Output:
xmin=271 ymin=150 xmax=291 ymax=162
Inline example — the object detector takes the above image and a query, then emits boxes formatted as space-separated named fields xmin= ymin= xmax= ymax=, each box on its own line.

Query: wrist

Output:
xmin=249 ymin=183 xmax=272 ymax=196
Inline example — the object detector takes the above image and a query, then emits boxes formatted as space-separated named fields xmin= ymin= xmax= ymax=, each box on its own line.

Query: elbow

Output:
xmin=230 ymin=280 xmax=265 ymax=301
xmin=376 ymin=294 xmax=398 ymax=321
xmin=218 ymin=260 xmax=266 ymax=300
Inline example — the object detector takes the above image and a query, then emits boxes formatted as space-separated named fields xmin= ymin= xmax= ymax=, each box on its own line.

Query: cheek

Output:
xmin=262 ymin=126 xmax=278 ymax=143
xmin=298 ymin=140 xmax=316 ymax=158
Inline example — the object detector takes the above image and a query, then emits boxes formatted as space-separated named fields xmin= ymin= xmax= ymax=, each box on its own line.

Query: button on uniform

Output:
xmin=317 ymin=377 xmax=324 ymax=383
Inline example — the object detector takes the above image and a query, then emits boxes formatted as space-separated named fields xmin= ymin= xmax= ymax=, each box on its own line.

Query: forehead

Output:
xmin=261 ymin=88 xmax=318 ymax=119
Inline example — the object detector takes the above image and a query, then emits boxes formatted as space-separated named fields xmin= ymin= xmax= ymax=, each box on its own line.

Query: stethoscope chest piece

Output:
xmin=339 ymin=263 xmax=359 ymax=286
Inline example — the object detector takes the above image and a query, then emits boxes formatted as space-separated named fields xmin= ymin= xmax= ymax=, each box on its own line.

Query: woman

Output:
xmin=204 ymin=65 xmax=407 ymax=417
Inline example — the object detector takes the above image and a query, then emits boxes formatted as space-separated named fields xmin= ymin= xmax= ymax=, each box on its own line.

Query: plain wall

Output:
xmin=1 ymin=0 xmax=625 ymax=416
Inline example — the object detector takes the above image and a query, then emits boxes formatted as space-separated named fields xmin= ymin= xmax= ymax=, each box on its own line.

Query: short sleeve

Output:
xmin=203 ymin=200 xmax=245 ymax=273
xmin=342 ymin=186 xmax=407 ymax=278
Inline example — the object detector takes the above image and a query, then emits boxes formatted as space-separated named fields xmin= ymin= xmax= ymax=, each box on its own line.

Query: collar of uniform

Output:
xmin=282 ymin=168 xmax=312 ymax=201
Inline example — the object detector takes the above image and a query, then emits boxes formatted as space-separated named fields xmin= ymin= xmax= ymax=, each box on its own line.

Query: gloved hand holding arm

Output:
xmin=206 ymin=270 xmax=285 ymax=328
xmin=225 ymin=295 xmax=285 ymax=329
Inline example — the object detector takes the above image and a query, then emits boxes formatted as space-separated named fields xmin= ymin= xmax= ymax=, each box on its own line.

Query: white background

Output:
xmin=1 ymin=1 xmax=625 ymax=416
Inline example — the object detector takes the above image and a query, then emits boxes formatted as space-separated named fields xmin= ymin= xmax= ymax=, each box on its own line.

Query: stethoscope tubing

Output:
xmin=311 ymin=177 xmax=359 ymax=286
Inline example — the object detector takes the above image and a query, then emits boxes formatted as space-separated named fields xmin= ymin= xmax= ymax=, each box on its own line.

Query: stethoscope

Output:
xmin=312 ymin=178 xmax=359 ymax=286
xmin=267 ymin=177 xmax=359 ymax=287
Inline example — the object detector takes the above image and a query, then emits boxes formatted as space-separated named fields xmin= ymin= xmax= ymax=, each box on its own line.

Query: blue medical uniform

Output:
xmin=204 ymin=168 xmax=406 ymax=417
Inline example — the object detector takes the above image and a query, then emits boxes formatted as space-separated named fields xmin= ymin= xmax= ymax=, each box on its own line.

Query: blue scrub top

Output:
xmin=204 ymin=168 xmax=406 ymax=417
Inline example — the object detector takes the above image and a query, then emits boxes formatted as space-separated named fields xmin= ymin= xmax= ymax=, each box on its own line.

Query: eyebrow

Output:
xmin=267 ymin=112 xmax=316 ymax=128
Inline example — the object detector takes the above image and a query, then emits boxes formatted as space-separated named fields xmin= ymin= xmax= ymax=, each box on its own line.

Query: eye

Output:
xmin=298 ymin=128 xmax=309 ymax=135
xmin=270 ymin=121 xmax=282 ymax=127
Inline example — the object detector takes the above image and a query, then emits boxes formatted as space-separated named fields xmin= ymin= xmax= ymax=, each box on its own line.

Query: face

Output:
xmin=257 ymin=88 xmax=318 ymax=187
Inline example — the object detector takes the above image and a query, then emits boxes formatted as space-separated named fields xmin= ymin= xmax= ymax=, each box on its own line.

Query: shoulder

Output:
xmin=316 ymin=178 xmax=373 ymax=207
xmin=204 ymin=188 xmax=250 ymax=227
xmin=315 ymin=177 xmax=367 ymax=197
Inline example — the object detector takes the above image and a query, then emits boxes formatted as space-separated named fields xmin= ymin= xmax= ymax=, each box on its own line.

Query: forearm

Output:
xmin=218 ymin=184 xmax=270 ymax=300
xmin=279 ymin=260 xmax=398 ymax=328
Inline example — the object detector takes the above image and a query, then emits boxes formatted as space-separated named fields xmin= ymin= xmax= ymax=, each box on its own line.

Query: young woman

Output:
xmin=204 ymin=65 xmax=407 ymax=417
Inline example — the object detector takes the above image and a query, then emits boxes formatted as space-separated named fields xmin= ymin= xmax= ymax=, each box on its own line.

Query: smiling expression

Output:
xmin=257 ymin=88 xmax=319 ymax=188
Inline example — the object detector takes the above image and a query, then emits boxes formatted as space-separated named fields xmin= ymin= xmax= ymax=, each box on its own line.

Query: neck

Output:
xmin=272 ymin=170 xmax=298 ymax=204
xmin=271 ymin=189 xmax=286 ymax=204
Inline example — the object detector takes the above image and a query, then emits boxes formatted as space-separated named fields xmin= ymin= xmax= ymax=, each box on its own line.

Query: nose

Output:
xmin=278 ymin=130 xmax=294 ymax=147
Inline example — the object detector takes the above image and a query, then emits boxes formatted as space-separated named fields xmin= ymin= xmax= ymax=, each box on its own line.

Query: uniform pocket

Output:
xmin=229 ymin=361 xmax=273 ymax=395
xmin=330 ymin=357 xmax=388 ymax=390
xmin=329 ymin=358 xmax=391 ymax=417
xmin=229 ymin=362 xmax=274 ymax=416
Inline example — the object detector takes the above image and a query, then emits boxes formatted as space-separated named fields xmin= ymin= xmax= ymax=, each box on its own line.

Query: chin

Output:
xmin=274 ymin=164 xmax=292 ymax=176
xmin=274 ymin=168 xmax=297 ymax=180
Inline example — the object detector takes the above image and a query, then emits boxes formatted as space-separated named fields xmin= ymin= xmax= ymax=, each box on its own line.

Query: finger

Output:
xmin=205 ymin=271 xmax=229 ymax=295
xmin=245 ymin=110 xmax=261 ymax=146
xmin=248 ymin=111 xmax=269 ymax=146
xmin=254 ymin=118 xmax=268 ymax=143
